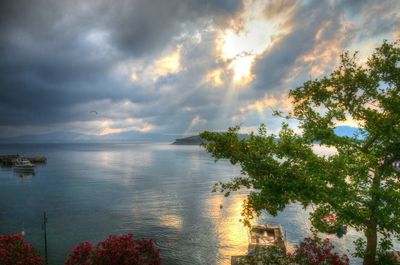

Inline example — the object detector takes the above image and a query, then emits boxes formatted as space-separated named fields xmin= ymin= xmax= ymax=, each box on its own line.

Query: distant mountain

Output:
xmin=0 ymin=131 xmax=88 ymax=143
xmin=0 ymin=130 xmax=175 ymax=144
xmin=334 ymin=126 xmax=364 ymax=138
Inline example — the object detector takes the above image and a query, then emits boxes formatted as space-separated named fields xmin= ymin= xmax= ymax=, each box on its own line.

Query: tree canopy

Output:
xmin=200 ymin=40 xmax=400 ymax=265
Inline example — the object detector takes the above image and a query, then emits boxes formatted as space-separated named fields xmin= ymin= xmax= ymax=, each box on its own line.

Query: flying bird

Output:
xmin=90 ymin=110 xmax=98 ymax=115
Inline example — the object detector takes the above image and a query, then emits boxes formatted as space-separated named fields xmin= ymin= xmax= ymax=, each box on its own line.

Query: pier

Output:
xmin=0 ymin=155 xmax=47 ymax=166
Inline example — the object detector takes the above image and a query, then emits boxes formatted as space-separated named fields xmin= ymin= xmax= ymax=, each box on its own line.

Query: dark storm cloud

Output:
xmin=105 ymin=0 xmax=243 ymax=57
xmin=0 ymin=0 xmax=242 ymax=128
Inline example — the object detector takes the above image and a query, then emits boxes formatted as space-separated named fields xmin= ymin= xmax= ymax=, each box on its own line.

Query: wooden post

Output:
xmin=43 ymin=212 xmax=48 ymax=265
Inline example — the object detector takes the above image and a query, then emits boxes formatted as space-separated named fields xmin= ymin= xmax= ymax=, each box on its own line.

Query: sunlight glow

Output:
xmin=216 ymin=1 xmax=291 ymax=86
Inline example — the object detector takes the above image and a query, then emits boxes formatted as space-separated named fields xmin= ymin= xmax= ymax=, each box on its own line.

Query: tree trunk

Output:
xmin=363 ymin=224 xmax=377 ymax=265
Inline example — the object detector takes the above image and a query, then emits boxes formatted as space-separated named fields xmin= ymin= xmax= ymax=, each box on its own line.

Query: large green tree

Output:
xmin=201 ymin=40 xmax=400 ymax=265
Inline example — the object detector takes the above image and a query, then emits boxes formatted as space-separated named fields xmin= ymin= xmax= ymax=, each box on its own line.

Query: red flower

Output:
xmin=0 ymin=234 xmax=45 ymax=265
xmin=65 ymin=234 xmax=161 ymax=265
xmin=293 ymin=237 xmax=349 ymax=265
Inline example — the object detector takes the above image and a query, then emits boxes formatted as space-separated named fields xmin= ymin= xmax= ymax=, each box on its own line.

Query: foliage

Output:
xmin=376 ymin=253 xmax=400 ymax=265
xmin=0 ymin=234 xmax=45 ymax=265
xmin=201 ymin=40 xmax=400 ymax=265
xmin=236 ymin=237 xmax=349 ymax=265
xmin=65 ymin=234 xmax=161 ymax=265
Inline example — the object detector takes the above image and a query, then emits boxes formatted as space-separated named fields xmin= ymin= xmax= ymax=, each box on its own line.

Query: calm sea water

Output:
xmin=0 ymin=143 xmax=387 ymax=265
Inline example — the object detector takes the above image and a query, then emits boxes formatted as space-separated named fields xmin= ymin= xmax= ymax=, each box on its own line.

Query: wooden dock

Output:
xmin=231 ymin=224 xmax=292 ymax=265
xmin=0 ymin=155 xmax=47 ymax=166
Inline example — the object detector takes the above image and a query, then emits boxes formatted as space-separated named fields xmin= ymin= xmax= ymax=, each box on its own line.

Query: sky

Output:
xmin=0 ymin=0 xmax=399 ymax=139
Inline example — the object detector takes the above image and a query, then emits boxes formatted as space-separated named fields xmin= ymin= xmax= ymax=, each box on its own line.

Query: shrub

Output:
xmin=235 ymin=246 xmax=294 ymax=265
xmin=65 ymin=234 xmax=161 ymax=265
xmin=0 ymin=234 xmax=45 ymax=265
xmin=292 ymin=237 xmax=349 ymax=265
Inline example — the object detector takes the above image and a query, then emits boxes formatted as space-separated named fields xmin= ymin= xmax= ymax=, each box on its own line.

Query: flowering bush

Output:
xmin=0 ymin=234 xmax=45 ymax=265
xmin=292 ymin=237 xmax=349 ymax=265
xmin=236 ymin=237 xmax=349 ymax=265
xmin=65 ymin=234 xmax=161 ymax=265
xmin=234 ymin=246 xmax=294 ymax=265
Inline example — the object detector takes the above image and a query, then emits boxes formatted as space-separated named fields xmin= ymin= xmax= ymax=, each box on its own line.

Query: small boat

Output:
xmin=248 ymin=224 xmax=287 ymax=255
xmin=14 ymin=158 xmax=35 ymax=170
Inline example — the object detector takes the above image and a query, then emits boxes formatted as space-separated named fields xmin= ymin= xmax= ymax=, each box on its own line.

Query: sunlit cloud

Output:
xmin=153 ymin=46 xmax=182 ymax=77
xmin=137 ymin=123 xmax=154 ymax=133
xmin=190 ymin=115 xmax=206 ymax=126
xmin=95 ymin=119 xmax=155 ymax=136
xmin=232 ymin=94 xmax=293 ymax=133
xmin=99 ymin=126 xmax=125 ymax=135
xmin=244 ymin=96 xmax=277 ymax=113
xmin=205 ymin=68 xmax=224 ymax=87
xmin=240 ymin=94 xmax=291 ymax=114
xmin=184 ymin=115 xmax=207 ymax=135
xmin=302 ymin=21 xmax=354 ymax=77
xmin=114 ymin=46 xmax=182 ymax=83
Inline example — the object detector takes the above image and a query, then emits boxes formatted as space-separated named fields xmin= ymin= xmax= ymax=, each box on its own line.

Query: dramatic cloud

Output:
xmin=0 ymin=0 xmax=398 ymax=139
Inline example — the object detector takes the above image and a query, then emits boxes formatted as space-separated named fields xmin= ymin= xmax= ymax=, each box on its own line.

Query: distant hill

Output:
xmin=173 ymin=135 xmax=204 ymax=145
xmin=172 ymin=133 xmax=250 ymax=145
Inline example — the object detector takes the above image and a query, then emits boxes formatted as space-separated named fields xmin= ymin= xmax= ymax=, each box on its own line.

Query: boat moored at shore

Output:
xmin=14 ymin=158 xmax=35 ymax=170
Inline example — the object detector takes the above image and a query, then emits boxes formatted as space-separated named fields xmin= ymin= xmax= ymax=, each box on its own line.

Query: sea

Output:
xmin=0 ymin=143 xmax=389 ymax=265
